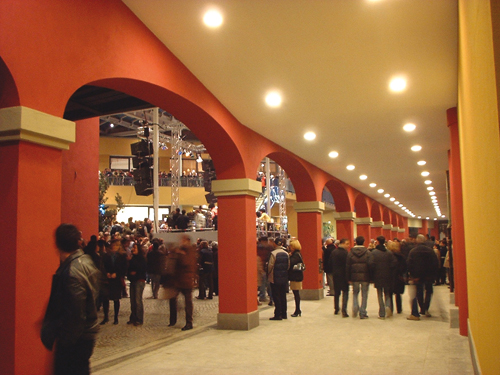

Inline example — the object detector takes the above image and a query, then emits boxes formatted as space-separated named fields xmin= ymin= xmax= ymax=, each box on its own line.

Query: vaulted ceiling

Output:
xmin=117 ymin=0 xmax=457 ymax=220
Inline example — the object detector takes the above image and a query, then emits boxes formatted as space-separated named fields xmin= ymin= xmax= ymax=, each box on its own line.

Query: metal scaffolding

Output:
xmin=278 ymin=165 xmax=288 ymax=234
xmin=170 ymin=124 xmax=182 ymax=213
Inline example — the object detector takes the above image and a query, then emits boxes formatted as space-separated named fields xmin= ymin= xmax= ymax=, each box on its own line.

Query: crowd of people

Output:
xmin=322 ymin=233 xmax=452 ymax=320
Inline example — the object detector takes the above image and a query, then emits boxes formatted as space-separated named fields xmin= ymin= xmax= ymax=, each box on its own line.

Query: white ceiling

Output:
xmin=122 ymin=0 xmax=458 ymax=220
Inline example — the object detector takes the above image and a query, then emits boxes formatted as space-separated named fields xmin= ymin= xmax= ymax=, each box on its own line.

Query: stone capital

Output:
xmin=371 ymin=221 xmax=384 ymax=228
xmin=333 ymin=211 xmax=356 ymax=220
xmin=382 ymin=224 xmax=393 ymax=230
xmin=398 ymin=228 xmax=406 ymax=233
xmin=212 ymin=178 xmax=261 ymax=198
xmin=0 ymin=106 xmax=75 ymax=150
xmin=354 ymin=217 xmax=373 ymax=225
xmin=293 ymin=201 xmax=325 ymax=213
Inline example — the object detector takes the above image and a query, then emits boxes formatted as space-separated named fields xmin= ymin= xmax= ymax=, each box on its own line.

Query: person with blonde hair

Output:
xmin=288 ymin=240 xmax=305 ymax=317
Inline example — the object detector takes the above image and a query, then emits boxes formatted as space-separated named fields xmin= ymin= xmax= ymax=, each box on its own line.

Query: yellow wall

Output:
xmin=458 ymin=1 xmax=500 ymax=373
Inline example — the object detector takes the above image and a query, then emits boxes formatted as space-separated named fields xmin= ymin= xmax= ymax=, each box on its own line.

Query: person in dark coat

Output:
xmin=388 ymin=240 xmax=407 ymax=314
xmin=322 ymin=238 xmax=336 ymax=296
xmin=346 ymin=236 xmax=371 ymax=319
xmin=267 ymin=237 xmax=290 ymax=320
xmin=197 ymin=241 xmax=214 ymax=299
xmin=147 ymin=240 xmax=165 ymax=299
xmin=406 ymin=234 xmax=440 ymax=320
xmin=101 ymin=239 xmax=128 ymax=325
xmin=329 ymin=238 xmax=350 ymax=317
xmin=368 ymin=236 xmax=397 ymax=319
xmin=212 ymin=242 xmax=219 ymax=296
xmin=41 ymin=224 xmax=101 ymax=375
xmin=169 ymin=235 xmax=198 ymax=331
xmin=288 ymin=240 xmax=305 ymax=317
xmin=127 ymin=242 xmax=147 ymax=326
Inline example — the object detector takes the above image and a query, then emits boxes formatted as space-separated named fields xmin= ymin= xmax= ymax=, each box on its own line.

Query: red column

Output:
xmin=61 ymin=118 xmax=100 ymax=238
xmin=383 ymin=224 xmax=392 ymax=239
xmin=371 ymin=221 xmax=384 ymax=238
xmin=355 ymin=217 xmax=372 ymax=243
xmin=336 ymin=212 xmax=355 ymax=242
xmin=419 ymin=219 xmax=429 ymax=235
xmin=448 ymin=107 xmax=468 ymax=336
xmin=294 ymin=202 xmax=324 ymax=300
xmin=0 ymin=107 xmax=75 ymax=375
xmin=212 ymin=179 xmax=261 ymax=330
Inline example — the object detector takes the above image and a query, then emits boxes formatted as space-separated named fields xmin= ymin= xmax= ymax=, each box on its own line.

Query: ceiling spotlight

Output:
xmin=427 ymin=187 xmax=434 ymax=191
xmin=417 ymin=160 xmax=426 ymax=166
xmin=403 ymin=123 xmax=416 ymax=132
xmin=110 ymin=123 xmax=114 ymax=128
xmin=359 ymin=175 xmax=367 ymax=180
xmin=384 ymin=193 xmax=390 ymax=198
xmin=377 ymin=189 xmax=384 ymax=193
xmin=369 ymin=183 xmax=377 ymax=188
xmin=394 ymin=201 xmax=400 ymax=205
xmin=398 ymin=204 xmax=403 ymax=207
xmin=424 ymin=180 xmax=432 ymax=185
xmin=402 ymin=206 xmax=406 ymax=210
xmin=429 ymin=191 xmax=436 ymax=196
xmin=411 ymin=145 xmax=422 ymax=152
xmin=203 ymin=9 xmax=223 ymax=28
xmin=346 ymin=165 xmax=355 ymax=170
xmin=328 ymin=151 xmax=339 ymax=158
xmin=441 ymin=215 xmax=446 ymax=218
xmin=418 ymin=216 xmax=421 ymax=219
xmin=304 ymin=131 xmax=316 ymax=141
xmin=389 ymin=76 xmax=407 ymax=92
xmin=390 ymin=197 xmax=395 ymax=201
xmin=265 ymin=91 xmax=282 ymax=107
xmin=426 ymin=217 xmax=430 ymax=220
xmin=421 ymin=171 xmax=430 ymax=177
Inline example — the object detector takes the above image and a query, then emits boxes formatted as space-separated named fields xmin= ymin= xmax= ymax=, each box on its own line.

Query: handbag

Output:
xmin=292 ymin=253 xmax=306 ymax=271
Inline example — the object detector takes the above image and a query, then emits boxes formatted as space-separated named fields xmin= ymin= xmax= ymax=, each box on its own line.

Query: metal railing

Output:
xmin=103 ymin=176 xmax=204 ymax=187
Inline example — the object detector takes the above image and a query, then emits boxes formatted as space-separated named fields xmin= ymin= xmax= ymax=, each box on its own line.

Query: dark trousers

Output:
xmin=169 ymin=288 xmax=193 ymax=326
xmin=333 ymin=288 xmax=349 ymax=313
xmin=150 ymin=274 xmax=161 ymax=299
xmin=416 ymin=282 xmax=433 ymax=313
xmin=394 ymin=293 xmax=403 ymax=313
xmin=54 ymin=338 xmax=95 ymax=375
xmin=129 ymin=280 xmax=145 ymax=324
xmin=292 ymin=290 xmax=301 ymax=314
xmin=198 ymin=272 xmax=214 ymax=299
xmin=270 ymin=282 xmax=287 ymax=318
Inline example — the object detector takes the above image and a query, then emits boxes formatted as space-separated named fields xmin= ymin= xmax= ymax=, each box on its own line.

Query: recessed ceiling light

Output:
xmin=359 ymin=174 xmax=367 ymax=180
xmin=429 ymin=191 xmax=436 ymax=196
xmin=384 ymin=193 xmax=390 ymax=198
xmin=346 ymin=165 xmax=355 ymax=170
xmin=403 ymin=123 xmax=416 ymax=132
xmin=377 ymin=189 xmax=384 ymax=193
xmin=418 ymin=216 xmax=421 ymax=219
xmin=304 ymin=131 xmax=316 ymax=141
xmin=426 ymin=217 xmax=430 ymax=220
xmin=203 ymin=10 xmax=223 ymax=27
xmin=424 ymin=180 xmax=432 ymax=185
xmin=328 ymin=151 xmax=339 ymax=158
xmin=390 ymin=197 xmax=395 ymax=201
xmin=411 ymin=145 xmax=422 ymax=152
xmin=394 ymin=201 xmax=399 ymax=205
xmin=421 ymin=171 xmax=430 ymax=177
xmin=427 ymin=187 xmax=434 ymax=191
xmin=417 ymin=160 xmax=426 ymax=166
xmin=389 ymin=76 xmax=407 ymax=92
xmin=369 ymin=183 xmax=377 ymax=188
xmin=441 ymin=215 xmax=446 ymax=218
xmin=402 ymin=206 xmax=406 ymax=210
xmin=398 ymin=204 xmax=403 ymax=207
xmin=110 ymin=123 xmax=114 ymax=128
xmin=265 ymin=91 xmax=282 ymax=107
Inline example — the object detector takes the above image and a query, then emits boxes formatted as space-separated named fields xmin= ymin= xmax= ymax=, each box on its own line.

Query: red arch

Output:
xmin=383 ymin=207 xmax=391 ymax=224
xmin=371 ymin=201 xmax=383 ymax=221
xmin=353 ymin=193 xmax=371 ymax=218
xmin=0 ymin=57 xmax=19 ymax=109
xmin=391 ymin=211 xmax=399 ymax=227
xmin=324 ymin=179 xmax=354 ymax=212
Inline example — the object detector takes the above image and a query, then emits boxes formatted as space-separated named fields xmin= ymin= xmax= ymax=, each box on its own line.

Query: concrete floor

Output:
xmin=93 ymin=285 xmax=473 ymax=375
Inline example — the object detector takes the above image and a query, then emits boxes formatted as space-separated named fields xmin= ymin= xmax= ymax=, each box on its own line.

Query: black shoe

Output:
xmin=127 ymin=320 xmax=134 ymax=325
xmin=291 ymin=312 xmax=301 ymax=317
xmin=181 ymin=325 xmax=193 ymax=331
xmin=196 ymin=296 xmax=205 ymax=300
xmin=100 ymin=318 xmax=109 ymax=325
xmin=268 ymin=301 xmax=274 ymax=306
xmin=269 ymin=316 xmax=282 ymax=321
xmin=113 ymin=318 xmax=119 ymax=325
xmin=282 ymin=315 xmax=287 ymax=319
xmin=334 ymin=310 xmax=339 ymax=315
xmin=168 ymin=323 xmax=176 ymax=327
xmin=342 ymin=312 xmax=349 ymax=318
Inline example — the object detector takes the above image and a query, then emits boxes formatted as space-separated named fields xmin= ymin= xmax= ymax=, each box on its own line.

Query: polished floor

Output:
xmin=92 ymin=285 xmax=473 ymax=375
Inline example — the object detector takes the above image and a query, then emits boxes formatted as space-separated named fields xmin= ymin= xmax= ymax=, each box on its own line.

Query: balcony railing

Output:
xmin=104 ymin=176 xmax=204 ymax=187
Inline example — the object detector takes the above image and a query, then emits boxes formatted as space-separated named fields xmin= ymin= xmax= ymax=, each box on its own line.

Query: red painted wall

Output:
xmin=356 ymin=224 xmax=371 ymax=243
xmin=0 ymin=142 xmax=62 ymax=375
xmin=61 ymin=117 xmax=99 ymax=239
xmin=297 ymin=212 xmax=323 ymax=290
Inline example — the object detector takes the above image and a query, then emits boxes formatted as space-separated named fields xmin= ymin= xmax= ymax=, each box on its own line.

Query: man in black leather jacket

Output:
xmin=41 ymin=224 xmax=101 ymax=375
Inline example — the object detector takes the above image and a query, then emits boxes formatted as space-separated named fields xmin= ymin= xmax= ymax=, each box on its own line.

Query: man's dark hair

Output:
xmin=376 ymin=236 xmax=386 ymax=245
xmin=355 ymin=236 xmax=365 ymax=245
xmin=55 ymin=223 xmax=81 ymax=253
xmin=274 ymin=237 xmax=283 ymax=246
xmin=430 ymin=236 xmax=436 ymax=241
xmin=182 ymin=210 xmax=186 ymax=215
xmin=339 ymin=238 xmax=349 ymax=245
xmin=176 ymin=208 xmax=181 ymax=213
